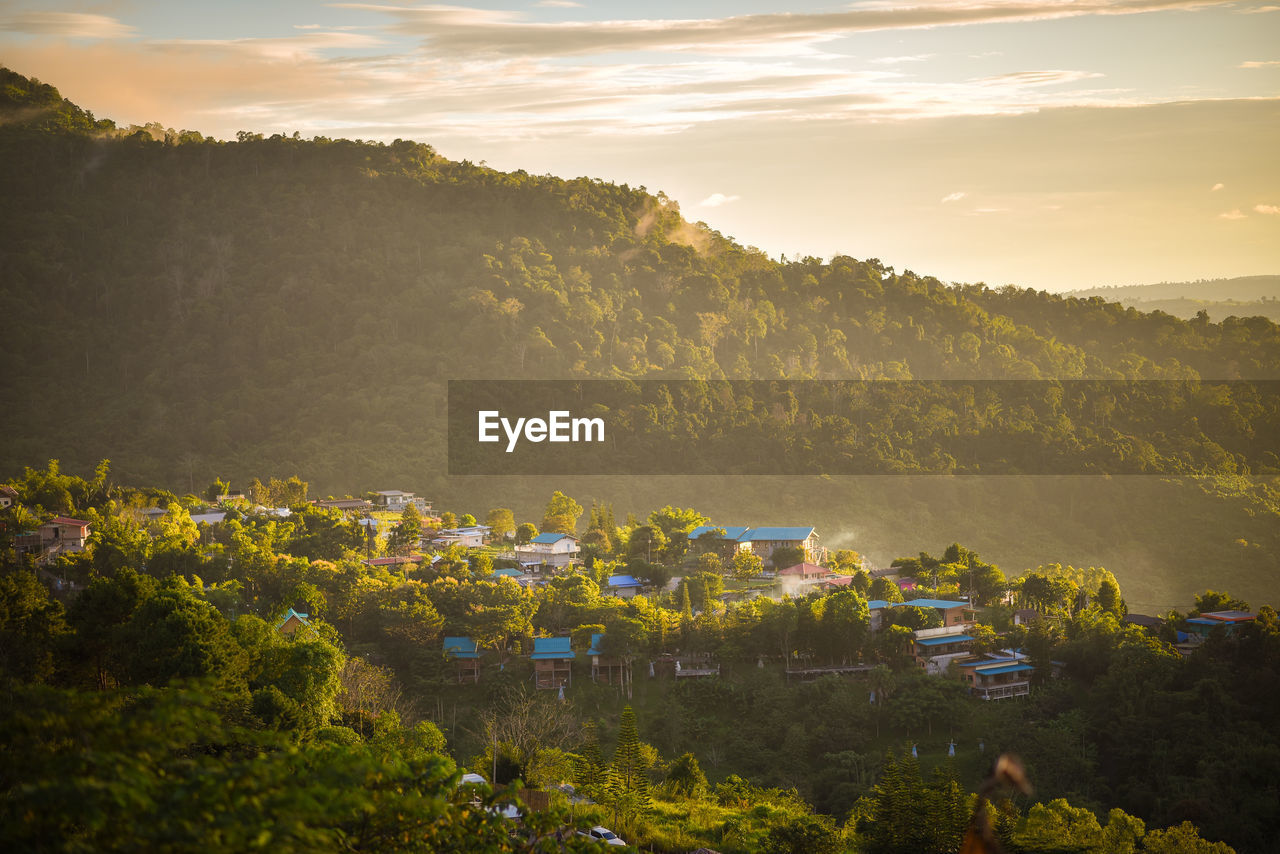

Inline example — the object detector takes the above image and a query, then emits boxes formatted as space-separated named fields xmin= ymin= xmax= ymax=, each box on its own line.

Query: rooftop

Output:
xmin=530 ymin=532 xmax=576 ymax=544
xmin=444 ymin=636 xmax=480 ymax=659
xmin=916 ymin=634 xmax=975 ymax=647
xmin=607 ymin=574 xmax=642 ymax=588
xmin=531 ymin=636 xmax=575 ymax=660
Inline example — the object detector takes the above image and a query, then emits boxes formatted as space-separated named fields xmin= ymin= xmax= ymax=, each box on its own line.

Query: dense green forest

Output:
xmin=1 ymin=64 xmax=1278 ymax=604
xmin=2 ymin=462 xmax=1273 ymax=852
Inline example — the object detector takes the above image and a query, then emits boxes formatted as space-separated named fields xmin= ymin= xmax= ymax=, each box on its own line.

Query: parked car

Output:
xmin=578 ymin=825 xmax=626 ymax=846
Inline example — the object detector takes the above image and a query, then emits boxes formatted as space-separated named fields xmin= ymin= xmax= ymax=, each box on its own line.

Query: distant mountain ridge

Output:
xmin=1067 ymin=275 xmax=1280 ymax=303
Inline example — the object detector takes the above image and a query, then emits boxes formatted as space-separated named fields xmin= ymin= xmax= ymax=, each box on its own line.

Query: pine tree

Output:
xmin=574 ymin=721 xmax=607 ymax=799
xmin=612 ymin=705 xmax=650 ymax=813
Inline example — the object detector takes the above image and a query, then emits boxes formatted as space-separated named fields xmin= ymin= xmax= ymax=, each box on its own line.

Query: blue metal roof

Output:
xmin=607 ymin=574 xmax=642 ymax=588
xmin=916 ymin=634 xmax=975 ymax=647
xmin=587 ymin=632 xmax=604 ymax=656
xmin=531 ymin=532 xmax=574 ymax=544
xmin=742 ymin=527 xmax=815 ymax=541
xmin=1186 ymin=617 xmax=1220 ymax=626
xmin=898 ymin=599 xmax=970 ymax=610
xmin=531 ymin=637 xmax=575 ymax=659
xmin=866 ymin=600 xmax=892 ymax=610
xmin=492 ymin=567 xmax=523 ymax=577
xmin=444 ymin=636 xmax=480 ymax=659
xmin=975 ymin=662 xmax=1034 ymax=676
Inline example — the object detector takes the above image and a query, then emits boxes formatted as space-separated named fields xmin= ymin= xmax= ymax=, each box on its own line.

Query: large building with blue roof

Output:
xmin=686 ymin=524 xmax=819 ymax=565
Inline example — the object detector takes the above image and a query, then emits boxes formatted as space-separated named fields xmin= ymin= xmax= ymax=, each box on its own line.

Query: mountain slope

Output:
xmin=2 ymin=68 xmax=1278 ymax=607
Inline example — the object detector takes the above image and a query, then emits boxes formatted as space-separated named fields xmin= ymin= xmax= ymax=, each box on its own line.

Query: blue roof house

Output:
xmin=531 ymin=636 xmax=575 ymax=689
xmin=444 ymin=636 xmax=482 ymax=683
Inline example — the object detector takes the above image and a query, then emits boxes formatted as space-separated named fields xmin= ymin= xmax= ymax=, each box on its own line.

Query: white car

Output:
xmin=578 ymin=825 xmax=627 ymax=846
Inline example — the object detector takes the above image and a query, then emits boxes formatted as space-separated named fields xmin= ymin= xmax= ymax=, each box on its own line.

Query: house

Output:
xmin=1013 ymin=608 xmax=1041 ymax=627
xmin=899 ymin=598 xmax=976 ymax=627
xmin=1124 ymin=613 xmax=1162 ymax=633
xmin=314 ymin=497 xmax=374 ymax=514
xmin=39 ymin=516 xmax=91 ymax=553
xmin=957 ymin=653 xmax=1034 ymax=700
xmin=867 ymin=599 xmax=893 ymax=631
xmin=686 ymin=525 xmax=820 ymax=565
xmin=588 ymin=633 xmax=630 ymax=686
xmin=531 ymin=637 xmax=575 ymax=689
xmin=606 ymin=574 xmax=644 ymax=598
xmin=777 ymin=562 xmax=832 ymax=581
xmin=1185 ymin=610 xmax=1255 ymax=640
xmin=430 ymin=526 xmax=491 ymax=549
xmin=373 ymin=490 xmax=431 ymax=514
xmin=444 ymin=636 xmax=482 ymax=684
xmin=190 ymin=511 xmax=228 ymax=526
xmin=912 ymin=625 xmax=976 ymax=674
xmin=515 ymin=532 xmax=580 ymax=569
xmin=0 ymin=485 xmax=17 ymax=509
xmin=276 ymin=608 xmax=313 ymax=637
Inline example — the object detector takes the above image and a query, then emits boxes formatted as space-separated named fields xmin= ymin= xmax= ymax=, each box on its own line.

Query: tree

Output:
xmin=1096 ymin=578 xmax=1125 ymax=617
xmin=665 ymin=752 xmax=708 ymax=799
xmin=761 ymin=814 xmax=840 ymax=854
xmin=1013 ymin=798 xmax=1102 ymax=852
xmin=869 ymin=576 xmax=904 ymax=603
xmin=608 ymin=705 xmax=651 ymax=826
xmin=514 ymin=522 xmax=538 ymax=545
xmin=1142 ymin=821 xmax=1236 ymax=854
xmin=387 ymin=504 xmax=423 ymax=555
xmin=1193 ymin=590 xmax=1249 ymax=615
xmin=541 ymin=490 xmax=583 ymax=534
xmin=771 ymin=545 xmax=806 ymax=569
xmin=731 ymin=550 xmax=764 ymax=580
xmin=485 ymin=508 xmax=515 ymax=540
xmin=459 ymin=513 xmax=477 ymax=527
xmin=0 ymin=569 xmax=67 ymax=686
xmin=114 ymin=583 xmax=247 ymax=690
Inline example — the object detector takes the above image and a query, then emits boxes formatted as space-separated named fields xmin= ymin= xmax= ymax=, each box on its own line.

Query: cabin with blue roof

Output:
xmin=606 ymin=574 xmax=643 ymax=599
xmin=912 ymin=625 xmax=976 ymax=674
xmin=444 ymin=636 xmax=481 ymax=683
xmin=531 ymin=636 xmax=575 ymax=689
xmin=957 ymin=652 xmax=1034 ymax=700
xmin=588 ymin=632 xmax=630 ymax=686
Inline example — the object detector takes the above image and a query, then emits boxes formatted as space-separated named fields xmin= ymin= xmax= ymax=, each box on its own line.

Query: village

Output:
xmin=9 ymin=480 xmax=1254 ymax=715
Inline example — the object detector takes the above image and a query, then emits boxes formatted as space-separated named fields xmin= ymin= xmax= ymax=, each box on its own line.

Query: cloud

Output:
xmin=941 ymin=191 xmax=967 ymax=203
xmin=337 ymin=0 xmax=1240 ymax=59
xmin=1218 ymin=209 xmax=1246 ymax=219
xmin=1239 ymin=60 xmax=1280 ymax=68
xmin=699 ymin=193 xmax=740 ymax=207
xmin=1239 ymin=4 xmax=1279 ymax=11
xmin=1255 ymin=204 xmax=1280 ymax=215
xmin=0 ymin=12 xmax=134 ymax=39
xmin=534 ymin=1 xmax=583 ymax=6
xmin=1211 ymin=182 xmax=1224 ymax=191
xmin=870 ymin=54 xmax=934 ymax=65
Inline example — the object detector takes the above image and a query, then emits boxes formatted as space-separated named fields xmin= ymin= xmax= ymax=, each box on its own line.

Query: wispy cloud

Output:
xmin=1239 ymin=4 xmax=1280 ymax=12
xmin=699 ymin=192 xmax=740 ymax=207
xmin=941 ymin=191 xmax=967 ymax=203
xmin=870 ymin=54 xmax=935 ymax=65
xmin=1218 ymin=209 xmax=1246 ymax=219
xmin=1256 ymin=204 xmax=1280 ymax=215
xmin=0 ymin=12 xmax=134 ymax=39
xmin=337 ymin=0 xmax=1239 ymax=59
xmin=1211 ymin=182 xmax=1224 ymax=191
xmin=1239 ymin=60 xmax=1280 ymax=68
xmin=534 ymin=1 xmax=583 ymax=7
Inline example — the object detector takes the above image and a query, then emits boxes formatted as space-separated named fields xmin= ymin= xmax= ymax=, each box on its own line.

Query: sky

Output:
xmin=1 ymin=0 xmax=1278 ymax=291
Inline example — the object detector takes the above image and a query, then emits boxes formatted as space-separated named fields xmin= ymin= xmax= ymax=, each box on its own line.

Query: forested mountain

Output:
xmin=2 ymin=67 xmax=1279 ymax=607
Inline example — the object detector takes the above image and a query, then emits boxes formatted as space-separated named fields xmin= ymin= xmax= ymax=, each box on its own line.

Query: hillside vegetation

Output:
xmin=2 ymin=67 xmax=1279 ymax=607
